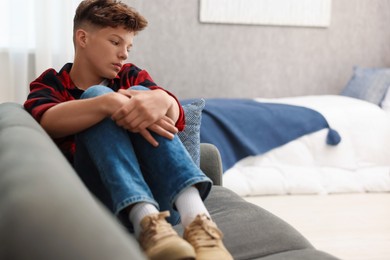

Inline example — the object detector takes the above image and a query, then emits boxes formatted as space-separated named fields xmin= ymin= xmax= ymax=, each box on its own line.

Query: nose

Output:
xmin=119 ymin=47 xmax=128 ymax=60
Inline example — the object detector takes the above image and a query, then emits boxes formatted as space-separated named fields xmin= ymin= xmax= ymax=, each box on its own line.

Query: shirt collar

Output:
xmin=59 ymin=63 xmax=120 ymax=90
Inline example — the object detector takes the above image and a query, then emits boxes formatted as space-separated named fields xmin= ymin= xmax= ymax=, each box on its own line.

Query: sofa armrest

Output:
xmin=199 ymin=143 xmax=223 ymax=186
xmin=0 ymin=103 xmax=146 ymax=260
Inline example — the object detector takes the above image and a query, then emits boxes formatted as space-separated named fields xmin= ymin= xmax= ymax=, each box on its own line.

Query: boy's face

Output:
xmin=82 ymin=26 xmax=135 ymax=80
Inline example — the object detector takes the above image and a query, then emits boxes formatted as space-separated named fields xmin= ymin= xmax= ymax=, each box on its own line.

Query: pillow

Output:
xmin=340 ymin=66 xmax=390 ymax=105
xmin=177 ymin=99 xmax=206 ymax=166
xmin=380 ymin=84 xmax=390 ymax=112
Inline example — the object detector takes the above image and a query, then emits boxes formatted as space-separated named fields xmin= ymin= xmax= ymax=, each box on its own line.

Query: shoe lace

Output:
xmin=140 ymin=211 xmax=177 ymax=250
xmin=185 ymin=215 xmax=223 ymax=249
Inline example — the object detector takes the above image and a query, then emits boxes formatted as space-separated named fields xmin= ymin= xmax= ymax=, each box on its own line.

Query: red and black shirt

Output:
xmin=24 ymin=62 xmax=185 ymax=163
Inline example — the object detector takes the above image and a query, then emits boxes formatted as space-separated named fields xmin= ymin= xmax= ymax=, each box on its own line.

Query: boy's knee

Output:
xmin=81 ymin=85 xmax=113 ymax=99
xmin=130 ymin=85 xmax=150 ymax=91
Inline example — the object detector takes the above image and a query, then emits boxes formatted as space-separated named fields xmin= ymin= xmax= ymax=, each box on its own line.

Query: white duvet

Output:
xmin=223 ymin=95 xmax=390 ymax=196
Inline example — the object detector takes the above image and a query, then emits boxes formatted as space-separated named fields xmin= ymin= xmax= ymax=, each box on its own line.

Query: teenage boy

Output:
xmin=24 ymin=0 xmax=233 ymax=259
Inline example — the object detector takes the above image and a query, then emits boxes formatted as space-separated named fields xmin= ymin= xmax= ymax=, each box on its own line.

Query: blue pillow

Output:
xmin=340 ymin=66 xmax=390 ymax=105
xmin=177 ymin=99 xmax=206 ymax=166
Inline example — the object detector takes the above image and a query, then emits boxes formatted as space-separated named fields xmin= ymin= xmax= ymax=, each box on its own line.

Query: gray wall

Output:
xmin=125 ymin=0 xmax=390 ymax=99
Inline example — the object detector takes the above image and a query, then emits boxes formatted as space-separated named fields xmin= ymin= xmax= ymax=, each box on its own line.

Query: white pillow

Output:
xmin=380 ymin=85 xmax=390 ymax=112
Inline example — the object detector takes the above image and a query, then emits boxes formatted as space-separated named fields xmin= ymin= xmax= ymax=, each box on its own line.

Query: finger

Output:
xmin=137 ymin=119 xmax=156 ymax=132
xmin=149 ymin=124 xmax=175 ymax=140
xmin=158 ymin=116 xmax=178 ymax=134
xmin=112 ymin=102 xmax=145 ymax=127
xmin=123 ymin=113 xmax=155 ymax=132
xmin=113 ymin=111 xmax=133 ymax=127
xmin=112 ymin=104 xmax=133 ymax=121
xmin=162 ymin=116 xmax=176 ymax=125
xmin=140 ymin=129 xmax=159 ymax=147
xmin=127 ymin=110 xmax=162 ymax=131
xmin=125 ymin=89 xmax=140 ymax=96
xmin=118 ymin=89 xmax=132 ymax=98
xmin=154 ymin=121 xmax=177 ymax=135
xmin=162 ymin=119 xmax=178 ymax=134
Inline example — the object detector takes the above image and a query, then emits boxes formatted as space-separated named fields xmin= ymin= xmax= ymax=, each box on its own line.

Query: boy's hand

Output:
xmin=112 ymin=89 xmax=169 ymax=129
xmin=111 ymin=89 xmax=178 ymax=146
xmin=139 ymin=116 xmax=178 ymax=147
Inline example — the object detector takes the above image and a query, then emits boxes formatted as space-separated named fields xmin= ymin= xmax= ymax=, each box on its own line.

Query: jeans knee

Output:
xmin=81 ymin=85 xmax=114 ymax=99
xmin=130 ymin=85 xmax=150 ymax=91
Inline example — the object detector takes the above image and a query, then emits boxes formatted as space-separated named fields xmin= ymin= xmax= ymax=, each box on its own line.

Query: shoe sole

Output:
xmin=149 ymin=245 xmax=196 ymax=260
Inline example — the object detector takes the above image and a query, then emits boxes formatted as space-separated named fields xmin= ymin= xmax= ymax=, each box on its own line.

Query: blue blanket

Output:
xmin=197 ymin=99 xmax=341 ymax=172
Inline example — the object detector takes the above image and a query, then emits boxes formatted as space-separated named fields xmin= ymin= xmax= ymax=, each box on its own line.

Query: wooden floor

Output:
xmin=244 ymin=193 xmax=390 ymax=260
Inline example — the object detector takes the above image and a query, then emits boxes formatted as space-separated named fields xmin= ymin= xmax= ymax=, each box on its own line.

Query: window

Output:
xmin=0 ymin=0 xmax=81 ymax=103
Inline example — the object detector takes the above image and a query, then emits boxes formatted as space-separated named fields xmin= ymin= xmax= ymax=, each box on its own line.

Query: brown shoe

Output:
xmin=139 ymin=211 xmax=196 ymax=260
xmin=183 ymin=214 xmax=233 ymax=260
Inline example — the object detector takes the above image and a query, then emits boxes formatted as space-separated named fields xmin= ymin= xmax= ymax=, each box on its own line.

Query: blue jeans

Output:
xmin=73 ymin=85 xmax=212 ymax=226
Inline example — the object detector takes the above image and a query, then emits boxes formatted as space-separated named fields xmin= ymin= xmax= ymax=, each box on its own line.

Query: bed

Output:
xmin=195 ymin=94 xmax=390 ymax=197
xmin=182 ymin=67 xmax=390 ymax=259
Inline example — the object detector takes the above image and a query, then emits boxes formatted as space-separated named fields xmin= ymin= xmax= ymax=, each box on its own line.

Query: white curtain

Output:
xmin=0 ymin=0 xmax=81 ymax=104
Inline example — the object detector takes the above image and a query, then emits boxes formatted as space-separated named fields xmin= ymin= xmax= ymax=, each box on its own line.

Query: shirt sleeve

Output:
xmin=24 ymin=69 xmax=74 ymax=122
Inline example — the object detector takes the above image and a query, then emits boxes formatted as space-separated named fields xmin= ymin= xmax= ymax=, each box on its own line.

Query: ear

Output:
xmin=74 ymin=29 xmax=88 ymax=48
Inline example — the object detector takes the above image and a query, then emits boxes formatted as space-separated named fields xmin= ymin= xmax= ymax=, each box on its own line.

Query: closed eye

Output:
xmin=110 ymin=40 xmax=119 ymax=46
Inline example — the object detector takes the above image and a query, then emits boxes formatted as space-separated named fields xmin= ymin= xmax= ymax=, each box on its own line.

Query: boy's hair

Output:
xmin=74 ymin=0 xmax=148 ymax=34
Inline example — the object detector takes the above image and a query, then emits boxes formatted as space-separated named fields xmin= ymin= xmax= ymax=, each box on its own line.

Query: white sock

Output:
xmin=175 ymin=186 xmax=210 ymax=228
xmin=129 ymin=202 xmax=159 ymax=238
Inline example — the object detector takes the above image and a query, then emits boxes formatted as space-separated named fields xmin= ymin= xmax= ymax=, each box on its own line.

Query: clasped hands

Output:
xmin=110 ymin=89 xmax=179 ymax=147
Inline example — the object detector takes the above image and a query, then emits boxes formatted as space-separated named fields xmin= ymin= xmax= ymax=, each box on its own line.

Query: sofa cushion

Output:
xmin=175 ymin=186 xmax=311 ymax=259
xmin=175 ymin=186 xmax=338 ymax=260
xmin=248 ymin=249 xmax=339 ymax=260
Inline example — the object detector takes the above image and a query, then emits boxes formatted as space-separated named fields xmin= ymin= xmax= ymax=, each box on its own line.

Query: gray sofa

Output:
xmin=0 ymin=102 xmax=339 ymax=260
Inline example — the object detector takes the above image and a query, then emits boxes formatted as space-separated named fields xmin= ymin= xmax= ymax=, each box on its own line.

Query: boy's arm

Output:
xmin=40 ymin=92 xmax=129 ymax=138
xmin=111 ymin=88 xmax=180 ymax=146
xmin=41 ymin=90 xmax=178 ymax=147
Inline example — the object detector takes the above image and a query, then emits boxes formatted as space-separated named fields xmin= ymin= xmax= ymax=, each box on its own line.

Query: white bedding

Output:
xmin=223 ymin=95 xmax=390 ymax=196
